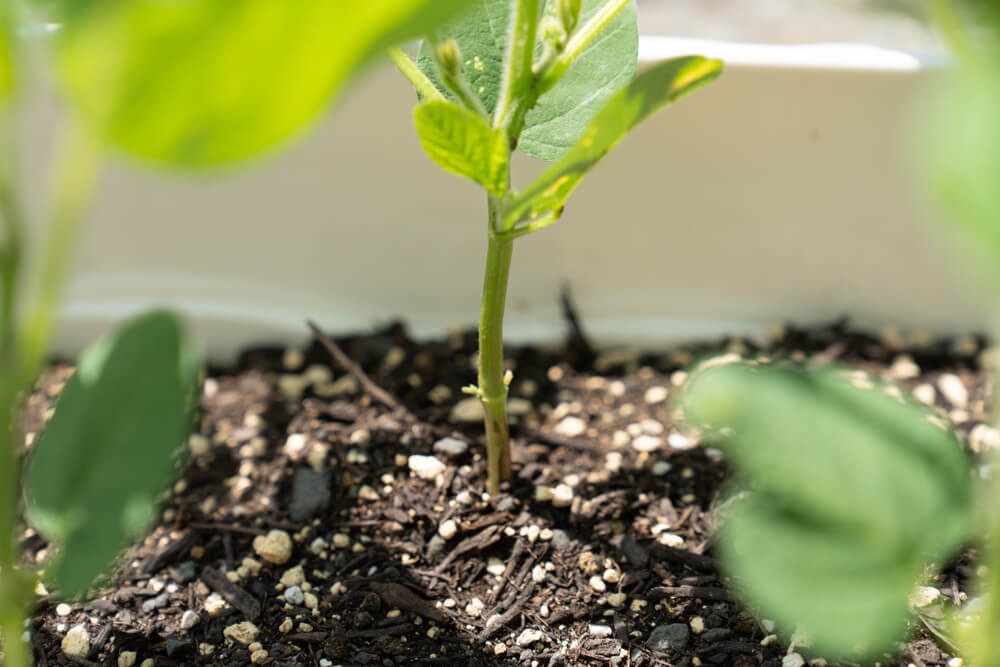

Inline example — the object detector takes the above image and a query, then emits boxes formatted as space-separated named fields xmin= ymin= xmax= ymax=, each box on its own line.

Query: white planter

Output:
xmin=41 ymin=37 xmax=972 ymax=361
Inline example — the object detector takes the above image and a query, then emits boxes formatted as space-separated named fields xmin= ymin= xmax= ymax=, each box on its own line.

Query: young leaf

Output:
xmin=414 ymin=100 xmax=508 ymax=195
xmin=25 ymin=310 xmax=199 ymax=596
xmin=53 ymin=0 xmax=473 ymax=167
xmin=503 ymin=56 xmax=722 ymax=231
xmin=676 ymin=359 xmax=971 ymax=657
xmin=417 ymin=0 xmax=637 ymax=161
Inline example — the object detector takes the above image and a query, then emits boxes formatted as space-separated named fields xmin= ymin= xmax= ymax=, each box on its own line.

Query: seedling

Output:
xmin=0 ymin=2 xmax=470 ymax=664
xmin=392 ymin=0 xmax=722 ymax=493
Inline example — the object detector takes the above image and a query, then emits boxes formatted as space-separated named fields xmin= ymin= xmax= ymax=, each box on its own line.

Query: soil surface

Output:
xmin=18 ymin=318 xmax=989 ymax=666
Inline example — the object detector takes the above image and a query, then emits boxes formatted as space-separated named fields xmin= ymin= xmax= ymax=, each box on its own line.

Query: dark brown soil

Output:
xmin=19 ymin=318 xmax=988 ymax=666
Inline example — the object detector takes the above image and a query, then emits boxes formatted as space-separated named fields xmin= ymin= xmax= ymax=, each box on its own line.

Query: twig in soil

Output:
xmin=433 ymin=524 xmax=502 ymax=573
xmin=651 ymin=544 xmax=717 ymax=572
xmin=648 ymin=584 xmax=732 ymax=602
xmin=189 ymin=522 xmax=264 ymax=536
xmin=347 ymin=623 xmax=415 ymax=639
xmin=307 ymin=320 xmax=408 ymax=415
xmin=526 ymin=430 xmax=605 ymax=453
xmin=200 ymin=566 xmax=261 ymax=619
xmin=478 ymin=580 xmax=536 ymax=642
xmin=369 ymin=581 xmax=450 ymax=624
xmin=141 ymin=532 xmax=196 ymax=574
xmin=561 ymin=284 xmax=595 ymax=365
xmin=487 ymin=537 xmax=527 ymax=605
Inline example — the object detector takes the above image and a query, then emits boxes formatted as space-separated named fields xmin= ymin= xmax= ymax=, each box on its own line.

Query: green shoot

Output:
xmin=398 ymin=0 xmax=721 ymax=493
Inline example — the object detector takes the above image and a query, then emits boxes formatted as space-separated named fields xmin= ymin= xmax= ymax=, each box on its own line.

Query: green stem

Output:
xmin=493 ymin=0 xmax=541 ymax=133
xmin=17 ymin=120 xmax=99 ymax=389
xmin=387 ymin=46 xmax=444 ymax=101
xmin=536 ymin=0 xmax=631 ymax=98
xmin=478 ymin=197 xmax=514 ymax=494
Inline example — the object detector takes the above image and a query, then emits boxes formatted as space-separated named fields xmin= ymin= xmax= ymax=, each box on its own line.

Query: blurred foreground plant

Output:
xmin=0 ymin=1 xmax=472 ymax=664
xmin=393 ymin=0 xmax=722 ymax=493
xmin=675 ymin=0 xmax=1000 ymax=663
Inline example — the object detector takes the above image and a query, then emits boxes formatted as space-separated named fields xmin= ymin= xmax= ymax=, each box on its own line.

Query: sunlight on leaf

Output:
xmin=54 ymin=0 xmax=472 ymax=167
xmin=414 ymin=100 xmax=508 ymax=195
xmin=417 ymin=0 xmax=637 ymax=161
xmin=676 ymin=359 xmax=971 ymax=657
xmin=25 ymin=311 xmax=199 ymax=596
xmin=503 ymin=56 xmax=721 ymax=230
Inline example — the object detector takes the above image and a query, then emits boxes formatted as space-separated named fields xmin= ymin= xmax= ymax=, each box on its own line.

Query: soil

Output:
xmin=17 ymin=317 xmax=989 ymax=667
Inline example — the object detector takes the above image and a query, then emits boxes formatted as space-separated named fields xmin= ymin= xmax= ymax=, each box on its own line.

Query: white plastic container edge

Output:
xmin=37 ymin=36 xmax=975 ymax=362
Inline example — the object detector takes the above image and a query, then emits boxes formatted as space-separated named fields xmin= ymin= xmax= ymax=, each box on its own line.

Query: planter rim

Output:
xmin=638 ymin=36 xmax=946 ymax=71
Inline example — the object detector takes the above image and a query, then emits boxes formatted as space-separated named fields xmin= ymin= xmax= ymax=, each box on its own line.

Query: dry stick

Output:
xmin=306 ymin=320 xmax=408 ymax=415
xmin=648 ymin=585 xmax=732 ymax=602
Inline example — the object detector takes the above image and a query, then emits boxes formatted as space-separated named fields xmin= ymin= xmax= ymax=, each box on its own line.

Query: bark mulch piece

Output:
xmin=20 ymin=319 xmax=988 ymax=666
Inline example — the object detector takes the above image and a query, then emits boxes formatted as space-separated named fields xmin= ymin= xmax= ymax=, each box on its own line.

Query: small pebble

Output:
xmin=668 ymin=432 xmax=696 ymax=450
xmin=61 ymin=625 xmax=90 ymax=658
xmin=690 ymin=616 xmax=705 ymax=634
xmin=783 ymin=653 xmax=806 ymax=667
xmin=589 ymin=624 xmax=613 ymax=637
xmin=552 ymin=484 xmax=574 ymax=508
xmin=203 ymin=593 xmax=228 ymax=615
xmin=516 ymin=628 xmax=545 ymax=646
xmin=644 ymin=386 xmax=669 ymax=404
xmin=188 ymin=434 xmax=211 ymax=458
xmin=535 ymin=485 xmax=554 ymax=502
xmin=607 ymin=592 xmax=627 ymax=607
xmin=55 ymin=603 xmax=72 ymax=617
xmin=555 ymin=416 xmax=586 ymax=438
xmin=118 ymin=651 xmax=137 ymax=667
xmin=253 ymin=529 xmax=293 ymax=564
xmin=357 ymin=485 xmax=379 ymax=501
xmin=408 ymin=455 xmax=446 ymax=481
xmin=450 ymin=397 xmax=484 ymax=423
xmin=888 ymin=355 xmax=920 ymax=380
xmin=180 ymin=610 xmax=200 ymax=631
xmin=487 ymin=558 xmax=506 ymax=576
xmin=938 ymin=374 xmax=969 ymax=408
xmin=589 ymin=575 xmax=607 ymax=593
xmin=651 ymin=460 xmax=672 ymax=476
xmin=913 ymin=383 xmax=936 ymax=405
xmin=142 ymin=593 xmax=169 ymax=613
xmin=223 ymin=621 xmax=260 ymax=645
xmin=438 ymin=519 xmax=458 ymax=540
xmin=433 ymin=437 xmax=468 ymax=458
xmin=284 ymin=585 xmax=305 ymax=606
xmin=632 ymin=435 xmax=662 ymax=452
xmin=465 ymin=597 xmax=485 ymax=617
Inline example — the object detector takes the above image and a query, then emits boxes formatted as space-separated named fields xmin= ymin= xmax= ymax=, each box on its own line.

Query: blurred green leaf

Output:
xmin=503 ymin=56 xmax=721 ymax=230
xmin=54 ymin=0 xmax=473 ymax=167
xmin=26 ymin=310 xmax=199 ymax=596
xmin=417 ymin=0 xmax=637 ymax=161
xmin=0 ymin=26 xmax=12 ymax=103
xmin=677 ymin=359 xmax=971 ymax=657
xmin=414 ymin=100 xmax=508 ymax=195
xmin=923 ymin=59 xmax=1000 ymax=291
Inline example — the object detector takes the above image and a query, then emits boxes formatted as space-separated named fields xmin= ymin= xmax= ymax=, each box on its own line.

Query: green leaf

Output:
xmin=26 ymin=311 xmax=199 ymax=596
xmin=503 ymin=56 xmax=722 ymax=230
xmin=417 ymin=0 xmax=638 ymax=161
xmin=922 ymin=59 xmax=1000 ymax=292
xmin=677 ymin=360 xmax=971 ymax=657
xmin=53 ymin=0 xmax=473 ymax=167
xmin=0 ymin=26 xmax=12 ymax=103
xmin=414 ymin=100 xmax=508 ymax=195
